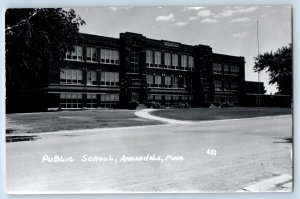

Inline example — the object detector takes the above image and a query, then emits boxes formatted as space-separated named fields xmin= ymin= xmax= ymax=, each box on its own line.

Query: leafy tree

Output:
xmin=5 ymin=8 xmax=85 ymax=91
xmin=253 ymin=44 xmax=292 ymax=95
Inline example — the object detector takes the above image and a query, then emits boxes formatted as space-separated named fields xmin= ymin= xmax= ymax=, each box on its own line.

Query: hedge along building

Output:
xmin=8 ymin=32 xmax=246 ymax=112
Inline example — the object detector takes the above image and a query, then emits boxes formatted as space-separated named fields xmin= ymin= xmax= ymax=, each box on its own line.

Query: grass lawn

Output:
xmin=152 ymin=107 xmax=292 ymax=121
xmin=6 ymin=109 xmax=161 ymax=134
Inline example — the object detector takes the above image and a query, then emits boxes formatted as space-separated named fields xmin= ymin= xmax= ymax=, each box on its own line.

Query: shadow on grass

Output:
xmin=6 ymin=136 xmax=40 ymax=143
xmin=274 ymin=137 xmax=293 ymax=144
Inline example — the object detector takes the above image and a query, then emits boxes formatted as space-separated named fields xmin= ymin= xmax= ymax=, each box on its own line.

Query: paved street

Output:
xmin=6 ymin=115 xmax=292 ymax=193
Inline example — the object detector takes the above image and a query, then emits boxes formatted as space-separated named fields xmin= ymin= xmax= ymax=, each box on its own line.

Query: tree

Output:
xmin=253 ymin=44 xmax=292 ymax=95
xmin=5 ymin=8 xmax=85 ymax=91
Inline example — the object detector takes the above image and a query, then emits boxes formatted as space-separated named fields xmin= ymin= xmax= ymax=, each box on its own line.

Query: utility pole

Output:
xmin=256 ymin=20 xmax=261 ymax=111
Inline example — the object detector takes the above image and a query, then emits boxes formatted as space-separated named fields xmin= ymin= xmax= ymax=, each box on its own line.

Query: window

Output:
xmin=183 ymin=76 xmax=187 ymax=88
xmin=60 ymin=69 xmax=83 ymax=85
xmin=181 ymin=55 xmax=187 ymax=70
xmin=231 ymin=65 xmax=240 ymax=74
xmin=60 ymin=93 xmax=82 ymax=109
xmin=86 ymin=94 xmax=97 ymax=108
xmin=224 ymin=80 xmax=229 ymax=90
xmin=165 ymin=95 xmax=172 ymax=100
xmin=132 ymin=93 xmax=139 ymax=101
xmin=155 ymin=95 xmax=162 ymax=101
xmin=100 ymin=49 xmax=119 ymax=64
xmin=65 ymin=45 xmax=83 ymax=61
xmin=86 ymin=47 xmax=97 ymax=62
xmin=148 ymin=95 xmax=154 ymax=100
xmin=214 ymin=80 xmax=222 ymax=91
xmin=130 ymin=52 xmax=139 ymax=73
xmin=164 ymin=52 xmax=171 ymax=68
xmin=172 ymin=76 xmax=179 ymax=88
xmin=100 ymin=72 xmax=119 ymax=86
xmin=154 ymin=75 xmax=162 ymax=87
xmin=146 ymin=50 xmax=153 ymax=67
xmin=213 ymin=63 xmax=222 ymax=74
xmin=87 ymin=71 xmax=97 ymax=85
xmin=100 ymin=93 xmax=119 ymax=108
xmin=231 ymin=81 xmax=239 ymax=90
xmin=148 ymin=94 xmax=163 ymax=101
xmin=165 ymin=76 xmax=172 ymax=88
xmin=224 ymin=65 xmax=229 ymax=73
xmin=188 ymin=56 xmax=194 ymax=70
xmin=182 ymin=96 xmax=188 ymax=101
xmin=173 ymin=95 xmax=179 ymax=101
xmin=154 ymin=51 xmax=162 ymax=67
xmin=172 ymin=54 xmax=178 ymax=69
xmin=232 ymin=96 xmax=239 ymax=104
xmin=147 ymin=74 xmax=154 ymax=87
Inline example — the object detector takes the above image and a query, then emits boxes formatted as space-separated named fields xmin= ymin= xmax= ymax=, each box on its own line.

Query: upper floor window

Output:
xmin=147 ymin=74 xmax=154 ymax=87
xmin=154 ymin=75 xmax=162 ymax=87
xmin=165 ymin=76 xmax=172 ymax=88
xmin=87 ymin=47 xmax=97 ymax=62
xmin=213 ymin=63 xmax=222 ymax=73
xmin=100 ymin=49 xmax=119 ymax=65
xmin=172 ymin=76 xmax=179 ymax=88
xmin=87 ymin=70 xmax=97 ymax=85
xmin=181 ymin=55 xmax=187 ymax=70
xmin=164 ymin=52 xmax=171 ymax=68
xmin=100 ymin=71 xmax=119 ymax=86
xmin=65 ymin=45 xmax=83 ymax=61
xmin=172 ymin=54 xmax=179 ymax=69
xmin=60 ymin=69 xmax=83 ymax=85
xmin=214 ymin=80 xmax=222 ymax=91
xmin=224 ymin=65 xmax=229 ymax=73
xmin=231 ymin=65 xmax=240 ymax=74
xmin=188 ymin=56 xmax=194 ymax=70
xmin=154 ymin=51 xmax=162 ymax=67
xmin=130 ymin=52 xmax=139 ymax=73
xmin=146 ymin=50 xmax=153 ymax=67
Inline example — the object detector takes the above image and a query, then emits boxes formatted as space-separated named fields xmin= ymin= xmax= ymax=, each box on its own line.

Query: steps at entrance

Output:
xmin=137 ymin=103 xmax=148 ymax=110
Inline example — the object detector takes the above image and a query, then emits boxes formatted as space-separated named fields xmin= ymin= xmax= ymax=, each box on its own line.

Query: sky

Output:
xmin=73 ymin=6 xmax=291 ymax=94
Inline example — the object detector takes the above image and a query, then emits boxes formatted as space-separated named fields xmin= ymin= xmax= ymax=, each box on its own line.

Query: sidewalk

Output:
xmin=134 ymin=109 xmax=193 ymax=124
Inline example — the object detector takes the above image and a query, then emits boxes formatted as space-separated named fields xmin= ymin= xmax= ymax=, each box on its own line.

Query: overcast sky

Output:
xmin=73 ymin=6 xmax=291 ymax=94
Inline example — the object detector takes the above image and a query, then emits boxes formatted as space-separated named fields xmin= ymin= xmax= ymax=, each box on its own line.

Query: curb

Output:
xmin=236 ymin=174 xmax=293 ymax=192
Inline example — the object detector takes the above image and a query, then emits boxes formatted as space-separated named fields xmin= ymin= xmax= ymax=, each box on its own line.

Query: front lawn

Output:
xmin=6 ymin=109 xmax=161 ymax=134
xmin=152 ymin=107 xmax=292 ymax=121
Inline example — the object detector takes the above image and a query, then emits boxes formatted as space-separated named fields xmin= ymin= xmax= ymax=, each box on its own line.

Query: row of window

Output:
xmin=213 ymin=63 xmax=240 ymax=74
xmin=65 ymin=45 xmax=120 ymax=65
xmin=60 ymin=93 xmax=120 ymax=109
xmin=146 ymin=50 xmax=194 ymax=70
xmin=148 ymin=94 xmax=193 ymax=101
xmin=60 ymin=69 xmax=119 ymax=86
xmin=214 ymin=80 xmax=239 ymax=91
xmin=146 ymin=74 xmax=190 ymax=89
xmin=215 ymin=95 xmax=239 ymax=104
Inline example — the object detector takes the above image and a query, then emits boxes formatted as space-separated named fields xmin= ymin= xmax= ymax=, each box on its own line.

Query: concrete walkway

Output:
xmin=134 ymin=109 xmax=193 ymax=124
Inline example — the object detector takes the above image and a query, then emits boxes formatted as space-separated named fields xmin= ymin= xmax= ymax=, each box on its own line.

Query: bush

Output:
xmin=220 ymin=102 xmax=235 ymax=108
xmin=128 ymin=101 xmax=139 ymax=110
xmin=144 ymin=101 xmax=163 ymax=109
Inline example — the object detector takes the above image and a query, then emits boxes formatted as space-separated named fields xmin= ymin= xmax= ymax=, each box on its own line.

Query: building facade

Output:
xmin=8 ymin=32 xmax=246 ymax=112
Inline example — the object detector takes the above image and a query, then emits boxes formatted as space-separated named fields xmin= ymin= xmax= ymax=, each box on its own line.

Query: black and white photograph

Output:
xmin=5 ymin=6 xmax=292 ymax=193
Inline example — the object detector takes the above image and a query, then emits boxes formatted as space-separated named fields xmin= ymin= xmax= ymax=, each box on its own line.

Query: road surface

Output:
xmin=6 ymin=115 xmax=292 ymax=193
